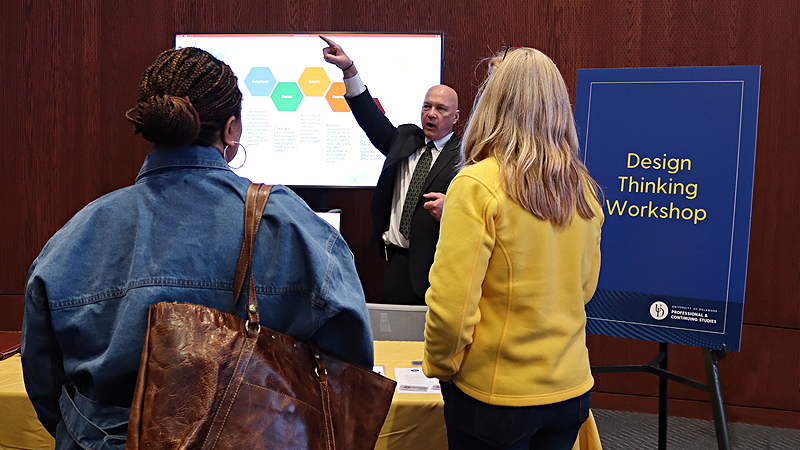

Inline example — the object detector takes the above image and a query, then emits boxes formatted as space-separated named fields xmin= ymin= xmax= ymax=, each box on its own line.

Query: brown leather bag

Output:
xmin=126 ymin=183 xmax=396 ymax=450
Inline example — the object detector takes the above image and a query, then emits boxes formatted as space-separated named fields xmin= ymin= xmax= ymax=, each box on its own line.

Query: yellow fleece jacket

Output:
xmin=423 ymin=158 xmax=603 ymax=406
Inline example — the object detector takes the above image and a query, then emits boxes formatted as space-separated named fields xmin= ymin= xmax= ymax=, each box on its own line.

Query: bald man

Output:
xmin=322 ymin=36 xmax=461 ymax=305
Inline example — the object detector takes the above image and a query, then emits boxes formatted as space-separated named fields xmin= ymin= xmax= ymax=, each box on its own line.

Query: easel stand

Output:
xmin=591 ymin=342 xmax=730 ymax=450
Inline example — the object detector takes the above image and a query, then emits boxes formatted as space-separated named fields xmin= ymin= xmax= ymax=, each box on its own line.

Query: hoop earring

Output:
xmin=223 ymin=141 xmax=247 ymax=169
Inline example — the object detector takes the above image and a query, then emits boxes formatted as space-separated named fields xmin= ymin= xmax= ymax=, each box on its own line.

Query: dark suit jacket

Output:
xmin=346 ymin=87 xmax=461 ymax=298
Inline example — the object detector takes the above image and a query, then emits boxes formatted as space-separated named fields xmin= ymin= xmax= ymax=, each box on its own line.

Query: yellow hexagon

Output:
xmin=298 ymin=67 xmax=331 ymax=97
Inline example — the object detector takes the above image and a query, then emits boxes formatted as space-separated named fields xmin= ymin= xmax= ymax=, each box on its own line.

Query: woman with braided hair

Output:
xmin=21 ymin=47 xmax=373 ymax=450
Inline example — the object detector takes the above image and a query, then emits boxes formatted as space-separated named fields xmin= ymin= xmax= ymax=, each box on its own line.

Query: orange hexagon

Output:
xmin=325 ymin=82 xmax=350 ymax=112
xmin=298 ymin=67 xmax=331 ymax=96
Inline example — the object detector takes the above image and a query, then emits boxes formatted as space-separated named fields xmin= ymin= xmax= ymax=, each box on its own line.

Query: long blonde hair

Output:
xmin=461 ymin=47 xmax=601 ymax=226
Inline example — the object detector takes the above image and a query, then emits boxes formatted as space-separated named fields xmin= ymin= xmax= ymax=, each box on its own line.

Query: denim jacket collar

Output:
xmin=136 ymin=145 xmax=230 ymax=181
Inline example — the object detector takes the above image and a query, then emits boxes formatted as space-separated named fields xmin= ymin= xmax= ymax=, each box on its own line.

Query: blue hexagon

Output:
xmin=244 ymin=67 xmax=277 ymax=96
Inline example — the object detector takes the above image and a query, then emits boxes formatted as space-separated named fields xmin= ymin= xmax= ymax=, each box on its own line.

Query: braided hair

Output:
xmin=125 ymin=47 xmax=242 ymax=148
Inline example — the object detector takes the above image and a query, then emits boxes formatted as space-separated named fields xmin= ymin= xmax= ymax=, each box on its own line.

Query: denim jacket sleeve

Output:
xmin=310 ymin=232 xmax=374 ymax=369
xmin=252 ymin=186 xmax=374 ymax=370
xmin=21 ymin=265 xmax=67 ymax=437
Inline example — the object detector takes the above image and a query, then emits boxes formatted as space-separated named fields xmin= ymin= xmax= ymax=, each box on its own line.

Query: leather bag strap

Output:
xmin=309 ymin=341 xmax=335 ymax=450
xmin=232 ymin=183 xmax=272 ymax=334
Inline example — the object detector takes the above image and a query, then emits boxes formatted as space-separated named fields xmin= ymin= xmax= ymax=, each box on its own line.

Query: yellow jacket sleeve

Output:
xmin=583 ymin=228 xmax=602 ymax=304
xmin=582 ymin=187 xmax=604 ymax=304
xmin=422 ymin=172 xmax=499 ymax=380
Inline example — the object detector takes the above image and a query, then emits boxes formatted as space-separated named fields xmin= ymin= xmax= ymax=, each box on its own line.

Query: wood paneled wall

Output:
xmin=2 ymin=0 xmax=798 ymax=430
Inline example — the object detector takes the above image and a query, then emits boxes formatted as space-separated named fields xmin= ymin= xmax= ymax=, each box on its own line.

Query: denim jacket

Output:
xmin=21 ymin=145 xmax=373 ymax=450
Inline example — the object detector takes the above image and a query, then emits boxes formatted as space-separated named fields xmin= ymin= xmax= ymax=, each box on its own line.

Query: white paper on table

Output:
xmin=394 ymin=368 xmax=441 ymax=394
xmin=373 ymin=365 xmax=386 ymax=376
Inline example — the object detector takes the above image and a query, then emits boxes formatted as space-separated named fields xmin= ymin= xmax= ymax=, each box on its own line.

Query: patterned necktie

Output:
xmin=399 ymin=141 xmax=436 ymax=240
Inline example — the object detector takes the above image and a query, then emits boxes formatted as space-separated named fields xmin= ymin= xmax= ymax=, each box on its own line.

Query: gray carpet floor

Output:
xmin=592 ymin=409 xmax=800 ymax=449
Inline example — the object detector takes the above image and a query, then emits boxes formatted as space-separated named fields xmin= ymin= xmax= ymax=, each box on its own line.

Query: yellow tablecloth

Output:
xmin=0 ymin=354 xmax=55 ymax=450
xmin=0 ymin=343 xmax=601 ymax=450
xmin=373 ymin=341 xmax=602 ymax=450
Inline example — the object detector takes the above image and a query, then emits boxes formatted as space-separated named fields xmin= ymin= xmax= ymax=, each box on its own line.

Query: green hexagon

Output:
xmin=271 ymin=82 xmax=304 ymax=111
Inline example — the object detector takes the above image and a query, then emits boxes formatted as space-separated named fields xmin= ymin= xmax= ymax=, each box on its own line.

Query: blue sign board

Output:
xmin=575 ymin=66 xmax=760 ymax=351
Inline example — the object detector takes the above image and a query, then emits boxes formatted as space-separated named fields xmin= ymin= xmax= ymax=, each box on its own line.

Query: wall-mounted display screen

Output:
xmin=175 ymin=33 xmax=443 ymax=187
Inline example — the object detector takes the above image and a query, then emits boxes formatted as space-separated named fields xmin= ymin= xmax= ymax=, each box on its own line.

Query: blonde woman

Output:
xmin=423 ymin=47 xmax=604 ymax=450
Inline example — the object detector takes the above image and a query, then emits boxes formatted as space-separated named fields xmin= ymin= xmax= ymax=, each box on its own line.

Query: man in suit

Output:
xmin=322 ymin=36 xmax=460 ymax=305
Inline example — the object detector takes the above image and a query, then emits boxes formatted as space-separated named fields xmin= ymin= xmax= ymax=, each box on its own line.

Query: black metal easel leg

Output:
xmin=703 ymin=347 xmax=731 ymax=450
xmin=592 ymin=343 xmax=731 ymax=450
xmin=658 ymin=342 xmax=669 ymax=450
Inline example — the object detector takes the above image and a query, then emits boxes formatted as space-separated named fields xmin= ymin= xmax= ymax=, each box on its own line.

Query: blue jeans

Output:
xmin=440 ymin=382 xmax=591 ymax=450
